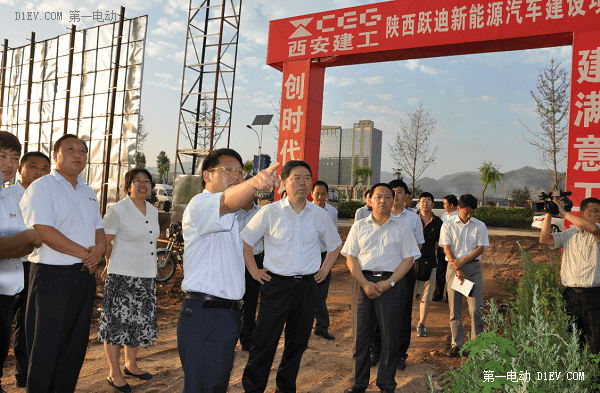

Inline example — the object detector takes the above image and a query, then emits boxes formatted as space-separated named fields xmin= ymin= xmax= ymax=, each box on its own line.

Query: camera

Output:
xmin=538 ymin=190 xmax=573 ymax=216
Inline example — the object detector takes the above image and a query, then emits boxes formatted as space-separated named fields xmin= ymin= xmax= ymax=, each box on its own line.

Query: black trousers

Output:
xmin=563 ymin=287 xmax=600 ymax=354
xmin=433 ymin=247 xmax=447 ymax=300
xmin=242 ymin=274 xmax=318 ymax=393
xmin=26 ymin=263 xmax=96 ymax=393
xmin=0 ymin=293 xmax=16 ymax=381
xmin=370 ymin=266 xmax=415 ymax=361
xmin=314 ymin=252 xmax=331 ymax=333
xmin=13 ymin=261 xmax=30 ymax=385
xmin=240 ymin=253 xmax=264 ymax=349
xmin=351 ymin=274 xmax=406 ymax=392
xmin=177 ymin=297 xmax=241 ymax=393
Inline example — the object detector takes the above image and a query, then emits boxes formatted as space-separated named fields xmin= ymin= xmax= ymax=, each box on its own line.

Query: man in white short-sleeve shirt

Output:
xmin=439 ymin=193 xmax=490 ymax=357
xmin=241 ymin=161 xmax=342 ymax=393
xmin=20 ymin=134 xmax=106 ymax=393
xmin=342 ymin=183 xmax=420 ymax=393
xmin=177 ymin=148 xmax=279 ymax=393
xmin=433 ymin=194 xmax=459 ymax=303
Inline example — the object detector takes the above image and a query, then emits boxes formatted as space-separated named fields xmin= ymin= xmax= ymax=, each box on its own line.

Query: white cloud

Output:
xmin=361 ymin=75 xmax=385 ymax=85
xmin=151 ymin=18 xmax=186 ymax=37
xmin=146 ymin=41 xmax=179 ymax=59
xmin=401 ymin=59 xmax=445 ymax=75
xmin=154 ymin=73 xmax=173 ymax=79
xmin=405 ymin=98 xmax=420 ymax=106
xmin=403 ymin=60 xmax=419 ymax=70
xmin=343 ymin=101 xmax=364 ymax=111
xmin=146 ymin=80 xmax=180 ymax=91
xmin=376 ymin=94 xmax=394 ymax=100
xmin=0 ymin=0 xmax=15 ymax=5
xmin=508 ymin=102 xmax=536 ymax=117
xmin=522 ymin=46 xmax=572 ymax=65
xmin=476 ymin=95 xmax=495 ymax=102
xmin=240 ymin=56 xmax=263 ymax=68
xmin=420 ymin=65 xmax=440 ymax=75
xmin=324 ymin=75 xmax=356 ymax=86
xmin=163 ymin=0 xmax=188 ymax=16
xmin=459 ymin=98 xmax=472 ymax=103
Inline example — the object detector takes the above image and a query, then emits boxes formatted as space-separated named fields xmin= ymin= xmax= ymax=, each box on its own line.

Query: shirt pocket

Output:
xmin=467 ymin=230 xmax=478 ymax=250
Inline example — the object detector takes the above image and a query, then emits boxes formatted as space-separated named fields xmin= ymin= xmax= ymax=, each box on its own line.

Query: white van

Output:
xmin=153 ymin=184 xmax=173 ymax=211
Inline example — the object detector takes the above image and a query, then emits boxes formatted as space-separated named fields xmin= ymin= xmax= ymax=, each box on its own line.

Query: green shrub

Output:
xmin=438 ymin=246 xmax=600 ymax=393
xmin=474 ymin=207 xmax=533 ymax=229
xmin=338 ymin=200 xmax=365 ymax=218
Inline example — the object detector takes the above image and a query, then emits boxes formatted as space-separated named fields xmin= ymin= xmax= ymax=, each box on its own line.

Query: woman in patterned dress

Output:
xmin=99 ymin=168 xmax=159 ymax=392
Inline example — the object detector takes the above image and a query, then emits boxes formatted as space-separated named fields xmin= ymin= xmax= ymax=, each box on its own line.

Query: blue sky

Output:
xmin=0 ymin=0 xmax=573 ymax=179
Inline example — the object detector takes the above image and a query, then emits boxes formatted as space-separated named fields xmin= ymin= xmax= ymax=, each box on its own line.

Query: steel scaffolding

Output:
xmin=174 ymin=0 xmax=242 ymax=177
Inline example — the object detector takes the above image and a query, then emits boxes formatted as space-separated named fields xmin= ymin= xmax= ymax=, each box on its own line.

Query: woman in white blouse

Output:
xmin=99 ymin=168 xmax=159 ymax=393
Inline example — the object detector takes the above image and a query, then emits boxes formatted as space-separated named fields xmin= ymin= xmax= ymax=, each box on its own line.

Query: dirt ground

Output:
xmin=2 ymin=230 xmax=561 ymax=392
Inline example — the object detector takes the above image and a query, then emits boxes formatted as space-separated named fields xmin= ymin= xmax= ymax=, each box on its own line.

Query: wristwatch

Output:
xmin=389 ymin=278 xmax=395 ymax=287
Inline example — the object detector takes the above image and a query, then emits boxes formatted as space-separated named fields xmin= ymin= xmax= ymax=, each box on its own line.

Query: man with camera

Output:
xmin=539 ymin=197 xmax=600 ymax=354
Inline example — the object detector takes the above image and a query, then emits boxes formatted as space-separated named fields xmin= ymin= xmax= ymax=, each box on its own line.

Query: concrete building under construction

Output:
xmin=318 ymin=120 xmax=382 ymax=193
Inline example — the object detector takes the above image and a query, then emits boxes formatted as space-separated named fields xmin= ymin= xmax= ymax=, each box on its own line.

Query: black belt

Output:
xmin=567 ymin=287 xmax=600 ymax=294
xmin=186 ymin=292 xmax=244 ymax=310
xmin=362 ymin=270 xmax=393 ymax=277
xmin=268 ymin=272 xmax=315 ymax=282
xmin=0 ymin=294 xmax=19 ymax=306
xmin=37 ymin=263 xmax=89 ymax=272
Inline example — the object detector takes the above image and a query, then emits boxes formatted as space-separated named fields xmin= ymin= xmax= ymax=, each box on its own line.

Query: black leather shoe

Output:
xmin=370 ymin=353 xmax=379 ymax=367
xmin=397 ymin=358 xmax=406 ymax=371
xmin=448 ymin=346 xmax=461 ymax=357
xmin=431 ymin=295 xmax=442 ymax=302
xmin=107 ymin=377 xmax=132 ymax=393
xmin=16 ymin=380 xmax=27 ymax=388
xmin=124 ymin=366 xmax=153 ymax=380
xmin=344 ymin=388 xmax=365 ymax=393
xmin=314 ymin=330 xmax=335 ymax=340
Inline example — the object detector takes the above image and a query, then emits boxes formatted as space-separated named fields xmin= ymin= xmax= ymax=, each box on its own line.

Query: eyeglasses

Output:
xmin=585 ymin=209 xmax=600 ymax=214
xmin=419 ymin=200 xmax=433 ymax=204
xmin=210 ymin=166 xmax=244 ymax=178
xmin=132 ymin=179 xmax=151 ymax=185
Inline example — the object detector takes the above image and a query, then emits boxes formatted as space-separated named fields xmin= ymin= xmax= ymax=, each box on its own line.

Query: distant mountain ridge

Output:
xmin=381 ymin=166 xmax=565 ymax=200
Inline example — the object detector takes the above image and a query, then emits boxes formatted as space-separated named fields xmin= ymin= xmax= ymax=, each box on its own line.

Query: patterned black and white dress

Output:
xmin=98 ymin=197 xmax=160 ymax=347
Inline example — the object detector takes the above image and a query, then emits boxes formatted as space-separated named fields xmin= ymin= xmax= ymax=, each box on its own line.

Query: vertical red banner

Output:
xmin=276 ymin=59 xmax=325 ymax=198
xmin=565 ymin=29 xmax=600 ymax=227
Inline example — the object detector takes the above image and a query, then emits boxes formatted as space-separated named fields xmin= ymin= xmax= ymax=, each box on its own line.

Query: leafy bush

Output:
xmin=338 ymin=200 xmax=365 ymax=218
xmin=438 ymin=247 xmax=600 ymax=393
xmin=474 ymin=207 xmax=534 ymax=229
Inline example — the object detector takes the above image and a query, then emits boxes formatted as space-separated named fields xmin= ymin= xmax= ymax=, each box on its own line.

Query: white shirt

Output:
xmin=103 ymin=197 xmax=160 ymax=278
xmin=237 ymin=203 xmax=263 ymax=255
xmin=441 ymin=210 xmax=459 ymax=224
xmin=181 ymin=189 xmax=245 ymax=300
xmin=552 ymin=223 xmax=600 ymax=288
xmin=392 ymin=208 xmax=425 ymax=245
xmin=20 ymin=169 xmax=103 ymax=266
xmin=317 ymin=203 xmax=338 ymax=253
xmin=241 ymin=198 xmax=342 ymax=276
xmin=341 ymin=214 xmax=421 ymax=271
xmin=7 ymin=182 xmax=29 ymax=263
xmin=0 ymin=187 xmax=26 ymax=295
xmin=354 ymin=206 xmax=372 ymax=221
xmin=439 ymin=215 xmax=490 ymax=261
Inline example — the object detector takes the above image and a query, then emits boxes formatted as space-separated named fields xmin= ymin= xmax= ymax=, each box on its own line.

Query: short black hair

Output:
xmin=388 ymin=179 xmax=409 ymax=193
xmin=53 ymin=134 xmax=88 ymax=153
xmin=280 ymin=189 xmax=287 ymax=198
xmin=0 ymin=131 xmax=21 ymax=154
xmin=581 ymin=197 xmax=600 ymax=212
xmin=201 ymin=148 xmax=243 ymax=187
xmin=420 ymin=192 xmax=434 ymax=201
xmin=458 ymin=194 xmax=478 ymax=209
xmin=20 ymin=151 xmax=50 ymax=166
xmin=124 ymin=168 xmax=153 ymax=196
xmin=370 ymin=183 xmax=395 ymax=198
xmin=312 ymin=180 xmax=328 ymax=192
xmin=364 ymin=188 xmax=371 ymax=198
xmin=444 ymin=194 xmax=458 ymax=207
xmin=281 ymin=160 xmax=312 ymax=181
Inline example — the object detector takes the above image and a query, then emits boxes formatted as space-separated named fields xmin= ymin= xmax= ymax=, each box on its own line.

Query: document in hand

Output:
xmin=451 ymin=275 xmax=476 ymax=297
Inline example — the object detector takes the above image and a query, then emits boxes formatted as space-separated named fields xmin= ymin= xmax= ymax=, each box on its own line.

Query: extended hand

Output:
xmin=456 ymin=268 xmax=466 ymax=283
xmin=251 ymin=268 xmax=271 ymax=284
xmin=252 ymin=163 xmax=281 ymax=191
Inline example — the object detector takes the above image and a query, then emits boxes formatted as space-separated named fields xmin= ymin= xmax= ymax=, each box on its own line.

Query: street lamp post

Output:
xmin=246 ymin=124 xmax=261 ymax=172
xmin=248 ymin=115 xmax=273 ymax=173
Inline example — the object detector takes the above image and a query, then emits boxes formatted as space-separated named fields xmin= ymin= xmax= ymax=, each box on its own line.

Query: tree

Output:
xmin=135 ymin=152 xmax=146 ymax=168
xmin=181 ymin=96 xmax=222 ymax=150
xmin=388 ymin=102 xmax=438 ymax=194
xmin=156 ymin=151 xmax=171 ymax=184
xmin=521 ymin=57 xmax=569 ymax=190
xmin=478 ymin=161 xmax=503 ymax=205
xmin=351 ymin=166 xmax=373 ymax=190
xmin=511 ymin=186 xmax=531 ymax=208
xmin=137 ymin=115 xmax=148 ymax=151
xmin=243 ymin=160 xmax=253 ymax=175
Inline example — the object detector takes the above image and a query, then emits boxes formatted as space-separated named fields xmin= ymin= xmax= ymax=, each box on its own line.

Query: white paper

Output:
xmin=451 ymin=275 xmax=476 ymax=297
